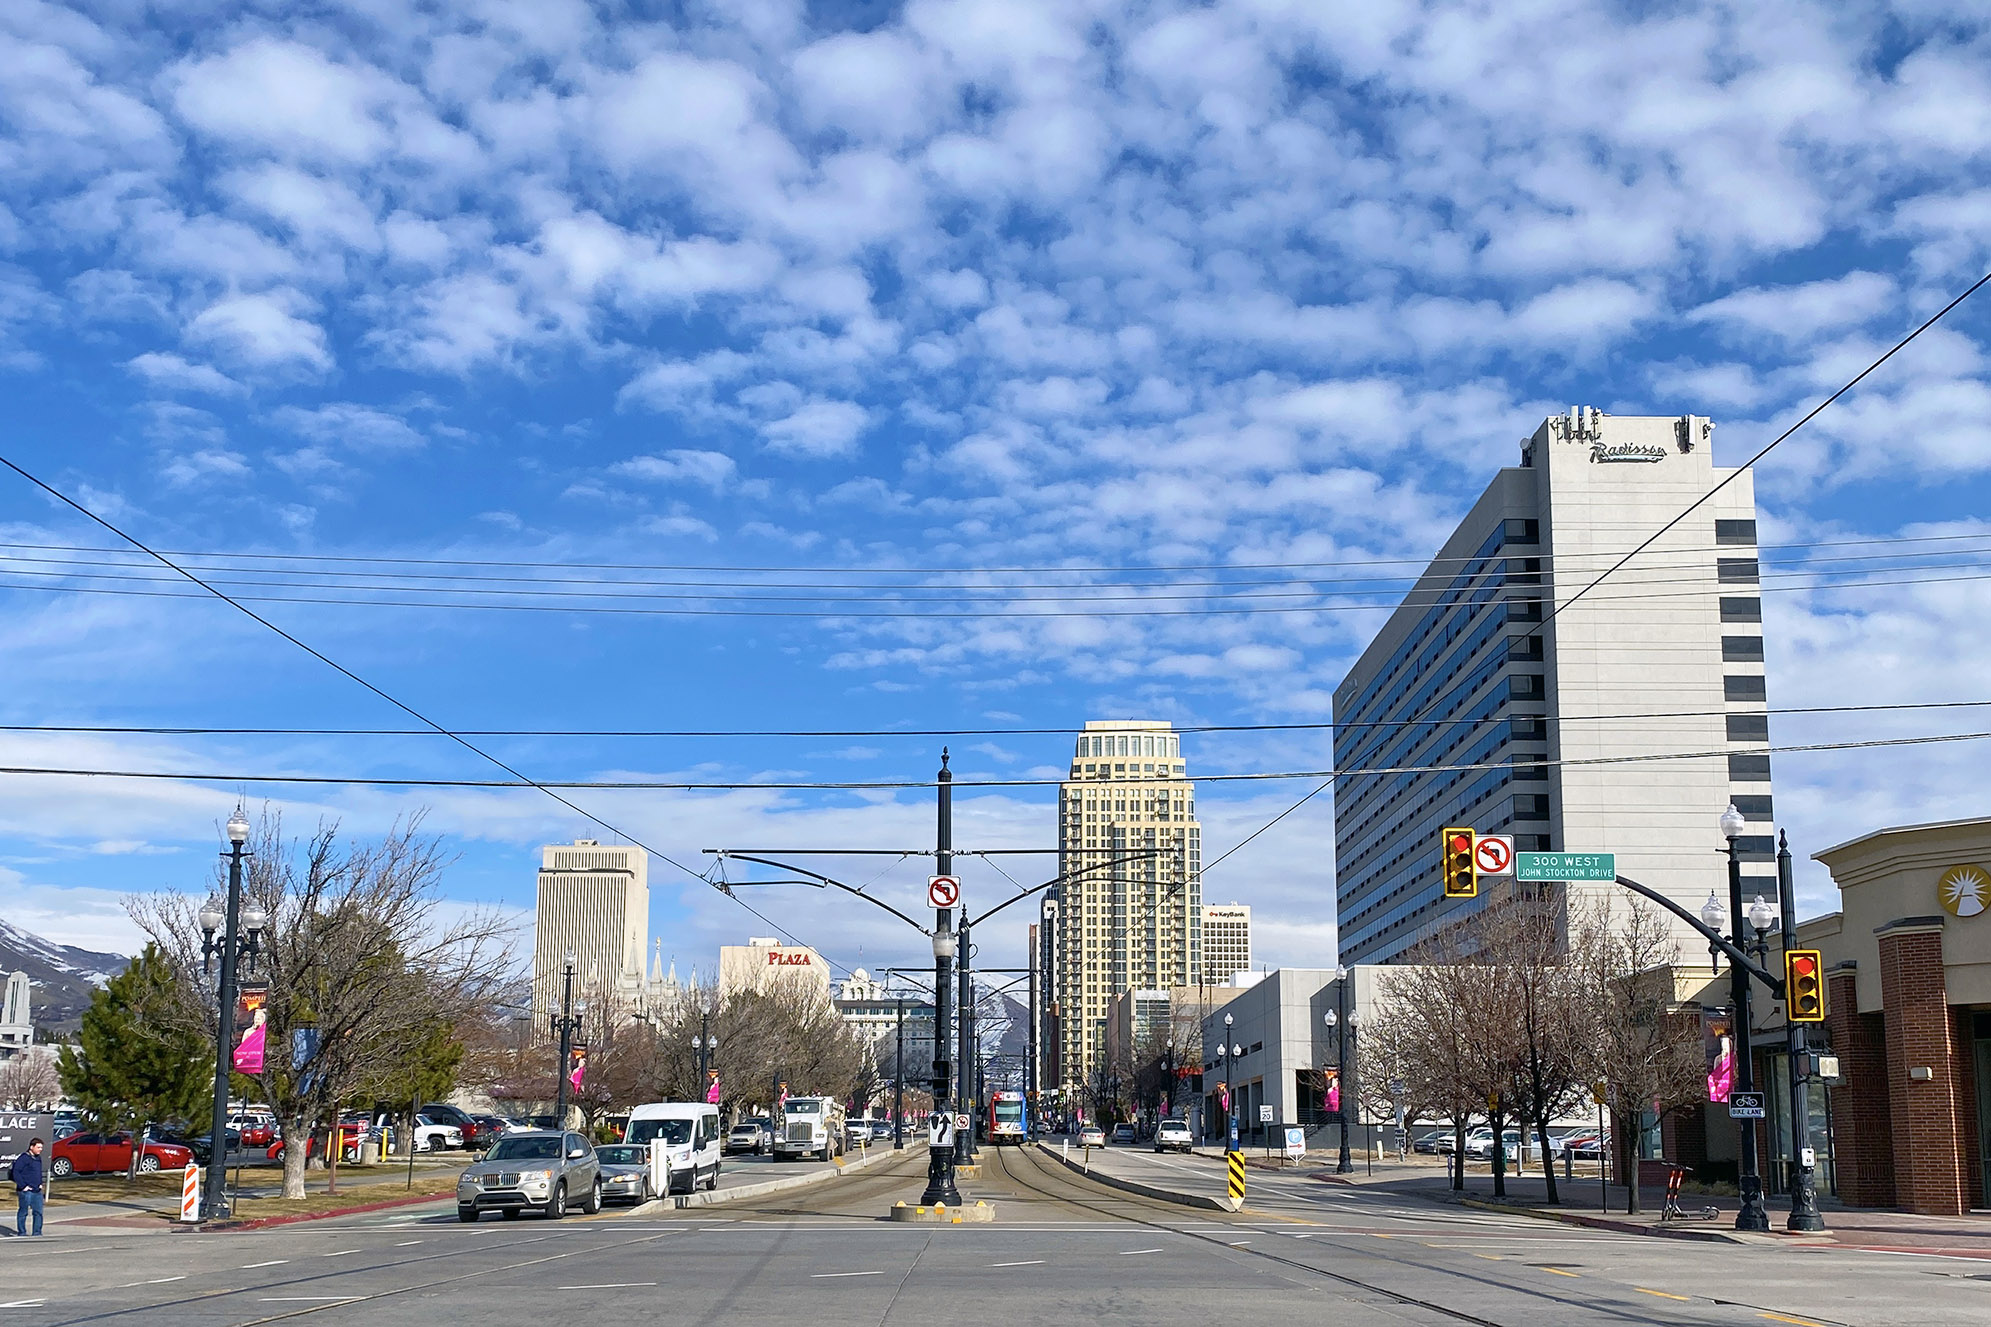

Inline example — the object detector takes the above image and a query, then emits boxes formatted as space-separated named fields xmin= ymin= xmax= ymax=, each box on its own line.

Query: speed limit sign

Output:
xmin=1474 ymin=834 xmax=1515 ymax=876
xmin=928 ymin=875 xmax=960 ymax=908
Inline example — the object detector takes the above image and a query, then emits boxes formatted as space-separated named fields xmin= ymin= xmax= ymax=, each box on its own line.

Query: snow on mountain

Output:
xmin=0 ymin=917 xmax=131 ymax=1032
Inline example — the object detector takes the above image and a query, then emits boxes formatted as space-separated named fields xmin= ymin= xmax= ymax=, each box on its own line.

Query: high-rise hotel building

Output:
xmin=1202 ymin=904 xmax=1252 ymax=984
xmin=1333 ymin=408 xmax=1776 ymax=964
xmin=1047 ymin=720 xmax=1202 ymax=1099
xmin=533 ymin=839 xmax=651 ymax=1029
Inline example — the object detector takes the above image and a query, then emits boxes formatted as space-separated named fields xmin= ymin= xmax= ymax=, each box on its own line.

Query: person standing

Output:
xmin=10 ymin=1138 xmax=45 ymax=1236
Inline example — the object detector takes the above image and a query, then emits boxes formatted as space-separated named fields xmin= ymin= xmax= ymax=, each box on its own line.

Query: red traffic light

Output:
xmin=1449 ymin=833 xmax=1472 ymax=854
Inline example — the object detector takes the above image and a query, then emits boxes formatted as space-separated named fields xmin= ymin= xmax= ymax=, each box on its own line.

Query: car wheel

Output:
xmin=458 ymin=1206 xmax=478 ymax=1223
xmin=583 ymin=1178 xmax=602 ymax=1215
xmin=705 ymin=1164 xmax=719 ymax=1191
xmin=138 ymin=1154 xmax=161 ymax=1173
xmin=426 ymin=1136 xmax=442 ymax=1153
xmin=51 ymin=1157 xmax=72 ymax=1177
xmin=547 ymin=1182 xmax=567 ymax=1219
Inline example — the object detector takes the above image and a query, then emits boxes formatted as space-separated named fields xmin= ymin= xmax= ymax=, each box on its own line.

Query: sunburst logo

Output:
xmin=1937 ymin=865 xmax=1989 ymax=919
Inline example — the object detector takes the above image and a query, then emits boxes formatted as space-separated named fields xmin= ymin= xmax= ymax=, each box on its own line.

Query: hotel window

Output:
xmin=1721 ymin=635 xmax=1765 ymax=662
xmin=1720 ymin=597 xmax=1762 ymax=623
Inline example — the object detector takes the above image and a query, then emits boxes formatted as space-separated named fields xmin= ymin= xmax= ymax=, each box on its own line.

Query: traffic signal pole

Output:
xmin=1779 ymin=832 xmax=1825 ymax=1232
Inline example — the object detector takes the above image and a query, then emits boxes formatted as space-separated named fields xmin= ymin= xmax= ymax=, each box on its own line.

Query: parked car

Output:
xmin=1413 ymin=1130 xmax=1452 ymax=1154
xmin=1079 ymin=1125 xmax=1106 ymax=1148
xmin=413 ymin=1115 xmax=466 ymax=1152
xmin=182 ymin=1128 xmax=243 ymax=1165
xmin=590 ymin=1143 xmax=656 ymax=1205
xmin=455 ymin=1130 xmax=602 ymax=1221
xmin=228 ymin=1115 xmax=276 ymax=1148
xmin=50 ymin=1132 xmax=194 ymax=1176
xmin=1464 ymin=1129 xmax=1527 ymax=1160
xmin=1111 ymin=1123 xmax=1137 ymax=1146
xmin=473 ymin=1115 xmax=510 ymax=1141
xmin=726 ymin=1117 xmax=774 ymax=1156
xmin=267 ymin=1119 xmax=367 ymax=1165
xmin=418 ymin=1103 xmax=487 ymax=1150
xmin=1154 ymin=1119 xmax=1194 ymax=1153
xmin=1561 ymin=1132 xmax=1610 ymax=1160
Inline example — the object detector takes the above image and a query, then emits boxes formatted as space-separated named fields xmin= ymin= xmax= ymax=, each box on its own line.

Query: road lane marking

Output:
xmin=1119 ymin=1248 xmax=1163 ymax=1256
xmin=1637 ymin=1289 xmax=1690 ymax=1301
xmin=1760 ymin=1316 xmax=1825 ymax=1327
xmin=1228 ymin=1241 xmax=1252 ymax=1246
xmin=1474 ymin=1254 xmax=1503 ymax=1261
xmin=557 ymin=1283 xmax=657 ymax=1290
xmin=990 ymin=1260 xmax=1045 ymax=1267
xmin=1541 ymin=1268 xmax=1580 ymax=1278
xmin=241 ymin=1261 xmax=289 ymax=1269
xmin=395 ymin=1240 xmax=423 ymax=1247
xmin=259 ymin=1297 xmax=364 ymax=1303
xmin=322 ymin=1249 xmax=359 ymax=1257
xmin=811 ymin=1271 xmax=887 ymax=1278
xmin=0 ymin=1302 xmax=47 ymax=1309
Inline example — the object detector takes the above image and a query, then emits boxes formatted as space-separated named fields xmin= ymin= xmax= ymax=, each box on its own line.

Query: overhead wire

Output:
xmin=0 ymin=456 xmax=860 ymax=978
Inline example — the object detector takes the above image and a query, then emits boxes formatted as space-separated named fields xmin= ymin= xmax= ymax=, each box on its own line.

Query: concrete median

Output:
xmin=1033 ymin=1141 xmax=1241 ymax=1212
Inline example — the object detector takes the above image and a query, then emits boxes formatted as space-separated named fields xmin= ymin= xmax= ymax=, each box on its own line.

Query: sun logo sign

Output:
xmin=1937 ymin=864 xmax=1990 ymax=919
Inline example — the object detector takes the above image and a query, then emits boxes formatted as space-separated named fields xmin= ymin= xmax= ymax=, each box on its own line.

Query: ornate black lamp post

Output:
xmin=197 ymin=808 xmax=267 ymax=1220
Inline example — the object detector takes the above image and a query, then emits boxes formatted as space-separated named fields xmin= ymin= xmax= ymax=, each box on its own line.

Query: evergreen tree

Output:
xmin=58 ymin=942 xmax=211 ymax=1170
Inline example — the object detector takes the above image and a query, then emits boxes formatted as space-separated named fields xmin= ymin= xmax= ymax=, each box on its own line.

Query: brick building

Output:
xmin=1804 ymin=816 xmax=1991 ymax=1216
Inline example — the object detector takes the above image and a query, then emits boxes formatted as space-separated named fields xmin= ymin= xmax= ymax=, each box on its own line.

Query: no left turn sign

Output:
xmin=928 ymin=875 xmax=960 ymax=908
xmin=1474 ymin=834 xmax=1515 ymax=876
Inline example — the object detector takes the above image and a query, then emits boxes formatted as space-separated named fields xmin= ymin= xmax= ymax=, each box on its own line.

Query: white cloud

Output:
xmin=610 ymin=449 xmax=738 ymax=490
xmin=272 ymin=402 xmax=425 ymax=450
xmin=760 ymin=399 xmax=869 ymax=458
xmin=172 ymin=38 xmax=400 ymax=163
xmin=185 ymin=290 xmax=332 ymax=373
xmin=125 ymin=351 xmax=241 ymax=395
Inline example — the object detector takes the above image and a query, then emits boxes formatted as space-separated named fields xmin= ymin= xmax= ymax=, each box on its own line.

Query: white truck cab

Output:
xmin=774 ymin=1096 xmax=846 ymax=1161
xmin=624 ymin=1102 xmax=722 ymax=1194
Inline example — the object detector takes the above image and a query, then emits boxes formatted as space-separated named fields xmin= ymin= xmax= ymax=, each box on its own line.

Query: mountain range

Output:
xmin=0 ymin=918 xmax=130 ymax=1035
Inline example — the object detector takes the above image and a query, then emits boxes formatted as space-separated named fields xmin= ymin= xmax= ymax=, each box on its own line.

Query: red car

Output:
xmin=50 ymin=1131 xmax=194 ymax=1176
xmin=228 ymin=1115 xmax=276 ymax=1147
xmin=266 ymin=1120 xmax=366 ymax=1164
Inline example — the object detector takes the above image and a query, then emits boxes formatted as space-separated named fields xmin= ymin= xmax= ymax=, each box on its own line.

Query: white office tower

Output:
xmin=1052 ymin=720 xmax=1202 ymax=1102
xmin=0 ymin=970 xmax=30 ymax=1056
xmin=1201 ymin=904 xmax=1251 ymax=983
xmin=1333 ymin=409 xmax=1774 ymax=964
xmin=532 ymin=839 xmax=650 ymax=1029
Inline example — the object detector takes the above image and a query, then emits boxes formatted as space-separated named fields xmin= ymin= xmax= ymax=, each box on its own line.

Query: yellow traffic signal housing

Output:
xmin=1441 ymin=827 xmax=1477 ymax=898
xmin=1786 ymin=949 xmax=1826 ymax=1022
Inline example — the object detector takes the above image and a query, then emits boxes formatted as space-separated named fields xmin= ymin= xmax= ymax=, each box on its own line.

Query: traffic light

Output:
xmin=1786 ymin=949 xmax=1825 ymax=1022
xmin=1441 ymin=827 xmax=1477 ymax=898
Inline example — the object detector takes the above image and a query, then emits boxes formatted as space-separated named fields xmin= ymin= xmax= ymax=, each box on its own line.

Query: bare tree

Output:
xmin=0 ymin=1047 xmax=61 ymax=1109
xmin=1577 ymin=895 xmax=1707 ymax=1214
xmin=129 ymin=809 xmax=516 ymax=1199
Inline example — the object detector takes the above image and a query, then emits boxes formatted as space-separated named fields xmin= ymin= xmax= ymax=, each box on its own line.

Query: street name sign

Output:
xmin=927 ymin=875 xmax=960 ymax=908
xmin=1516 ymin=851 xmax=1616 ymax=882
xmin=1474 ymin=834 xmax=1514 ymax=876
xmin=1727 ymin=1091 xmax=1766 ymax=1120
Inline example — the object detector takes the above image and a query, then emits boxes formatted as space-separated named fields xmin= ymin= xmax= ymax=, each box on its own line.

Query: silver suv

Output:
xmin=457 ymin=1130 xmax=601 ymax=1222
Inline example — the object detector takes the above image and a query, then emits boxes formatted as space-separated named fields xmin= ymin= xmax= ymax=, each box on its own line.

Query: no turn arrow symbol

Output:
xmin=928 ymin=875 xmax=960 ymax=908
xmin=1474 ymin=835 xmax=1514 ymax=876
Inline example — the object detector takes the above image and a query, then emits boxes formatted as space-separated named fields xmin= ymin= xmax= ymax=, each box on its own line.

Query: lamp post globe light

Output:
xmin=198 ymin=807 xmax=269 ymax=1221
xmin=1721 ymin=804 xmax=1772 ymax=1233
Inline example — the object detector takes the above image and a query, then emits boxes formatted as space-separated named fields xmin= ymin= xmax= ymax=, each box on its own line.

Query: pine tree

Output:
xmin=57 ymin=942 xmax=211 ymax=1170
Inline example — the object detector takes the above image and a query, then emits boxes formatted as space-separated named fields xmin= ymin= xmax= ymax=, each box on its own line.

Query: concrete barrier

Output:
xmin=1033 ymin=1142 xmax=1240 ymax=1212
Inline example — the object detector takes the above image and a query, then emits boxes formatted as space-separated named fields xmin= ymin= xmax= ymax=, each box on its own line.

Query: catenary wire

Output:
xmin=1 ymin=697 xmax=1985 ymax=739
xmin=0 ymin=725 xmax=1984 ymax=789
xmin=0 ymin=455 xmax=856 ymax=977
xmin=1194 ymin=267 xmax=1991 ymax=882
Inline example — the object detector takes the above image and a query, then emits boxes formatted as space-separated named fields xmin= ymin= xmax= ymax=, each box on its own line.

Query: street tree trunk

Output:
xmin=281 ymin=1111 xmax=312 ymax=1200
xmin=1535 ymin=1117 xmax=1560 ymax=1205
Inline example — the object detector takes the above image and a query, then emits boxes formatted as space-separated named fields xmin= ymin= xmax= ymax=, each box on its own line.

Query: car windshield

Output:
xmin=595 ymin=1145 xmax=645 ymax=1165
xmin=626 ymin=1118 xmax=693 ymax=1146
xmin=785 ymin=1101 xmax=820 ymax=1116
xmin=487 ymin=1136 xmax=562 ymax=1161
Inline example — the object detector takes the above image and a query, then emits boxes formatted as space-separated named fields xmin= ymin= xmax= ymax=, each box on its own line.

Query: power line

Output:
xmin=0 ymin=455 xmax=851 ymax=975
xmin=3 ymin=562 xmax=1986 ymax=618
xmin=1196 ymin=267 xmax=1991 ymax=883
xmin=2 ymin=696 xmax=1986 ymax=740
xmin=0 ymin=725 xmax=1985 ymax=789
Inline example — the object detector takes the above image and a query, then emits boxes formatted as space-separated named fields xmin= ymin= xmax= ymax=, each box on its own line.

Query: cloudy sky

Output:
xmin=2 ymin=1 xmax=1988 ymax=984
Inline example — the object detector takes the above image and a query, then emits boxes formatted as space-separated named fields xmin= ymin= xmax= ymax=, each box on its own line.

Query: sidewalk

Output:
xmin=11 ymin=1158 xmax=466 ymax=1236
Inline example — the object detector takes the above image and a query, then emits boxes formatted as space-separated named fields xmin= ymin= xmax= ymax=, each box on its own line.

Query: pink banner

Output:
xmin=705 ymin=1076 xmax=721 ymax=1104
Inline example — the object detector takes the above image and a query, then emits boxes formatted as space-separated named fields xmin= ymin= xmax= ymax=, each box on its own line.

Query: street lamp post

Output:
xmin=1721 ymin=804 xmax=1773 ymax=1233
xmin=921 ymin=750 xmax=961 ymax=1207
xmin=197 ymin=808 xmax=267 ymax=1221
xmin=551 ymin=952 xmax=585 ymax=1126
xmin=692 ymin=1012 xmax=718 ymax=1101
xmin=1327 ymin=965 xmax=1355 ymax=1174
xmin=1221 ymin=1011 xmax=1237 ymax=1151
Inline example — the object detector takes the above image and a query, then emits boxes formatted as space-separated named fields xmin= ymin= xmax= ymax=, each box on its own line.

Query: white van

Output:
xmin=624 ymin=1102 xmax=722 ymax=1195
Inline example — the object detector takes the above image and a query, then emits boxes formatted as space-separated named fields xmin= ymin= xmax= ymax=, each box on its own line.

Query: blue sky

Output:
xmin=2 ymin=1 xmax=1989 ymax=983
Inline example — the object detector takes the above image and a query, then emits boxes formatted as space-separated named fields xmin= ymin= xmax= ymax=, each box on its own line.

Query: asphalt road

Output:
xmin=3 ymin=1143 xmax=1983 ymax=1326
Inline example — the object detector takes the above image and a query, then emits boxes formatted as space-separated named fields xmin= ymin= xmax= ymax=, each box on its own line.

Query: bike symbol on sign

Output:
xmin=928 ymin=875 xmax=960 ymax=908
xmin=1473 ymin=834 xmax=1514 ymax=876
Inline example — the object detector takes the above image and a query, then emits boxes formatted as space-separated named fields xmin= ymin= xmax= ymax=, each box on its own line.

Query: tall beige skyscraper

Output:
xmin=1201 ymin=903 xmax=1251 ymax=983
xmin=1051 ymin=720 xmax=1201 ymax=1103
xmin=533 ymin=839 xmax=649 ymax=1030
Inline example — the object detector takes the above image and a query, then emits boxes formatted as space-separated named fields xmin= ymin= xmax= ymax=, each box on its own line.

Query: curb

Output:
xmin=197 ymin=1188 xmax=456 ymax=1232
xmin=1033 ymin=1142 xmax=1240 ymax=1212
xmin=1449 ymin=1195 xmax=1762 ymax=1244
xmin=623 ymin=1144 xmax=905 ymax=1215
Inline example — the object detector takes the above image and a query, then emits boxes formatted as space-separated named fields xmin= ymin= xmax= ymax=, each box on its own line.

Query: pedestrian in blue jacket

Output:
xmin=10 ymin=1138 xmax=45 ymax=1236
